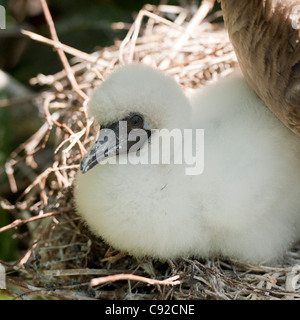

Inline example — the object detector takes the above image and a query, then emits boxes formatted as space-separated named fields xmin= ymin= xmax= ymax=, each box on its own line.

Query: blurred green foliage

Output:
xmin=0 ymin=208 xmax=17 ymax=261
xmin=0 ymin=92 xmax=17 ymax=262
xmin=0 ymin=289 xmax=15 ymax=300
xmin=0 ymin=93 xmax=12 ymax=165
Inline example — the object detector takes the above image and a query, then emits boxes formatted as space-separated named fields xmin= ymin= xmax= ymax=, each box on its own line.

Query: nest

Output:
xmin=1 ymin=1 xmax=300 ymax=300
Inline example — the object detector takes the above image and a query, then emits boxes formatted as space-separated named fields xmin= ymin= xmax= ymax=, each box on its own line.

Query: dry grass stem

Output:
xmin=39 ymin=0 xmax=88 ymax=101
xmin=90 ymin=274 xmax=181 ymax=287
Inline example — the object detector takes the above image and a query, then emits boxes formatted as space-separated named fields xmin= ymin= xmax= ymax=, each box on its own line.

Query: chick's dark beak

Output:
xmin=80 ymin=117 xmax=150 ymax=173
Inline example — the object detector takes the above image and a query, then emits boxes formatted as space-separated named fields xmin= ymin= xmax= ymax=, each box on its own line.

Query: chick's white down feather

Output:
xmin=75 ymin=64 xmax=300 ymax=264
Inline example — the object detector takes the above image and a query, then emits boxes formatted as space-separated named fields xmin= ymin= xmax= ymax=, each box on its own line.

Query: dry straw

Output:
xmin=1 ymin=0 xmax=300 ymax=300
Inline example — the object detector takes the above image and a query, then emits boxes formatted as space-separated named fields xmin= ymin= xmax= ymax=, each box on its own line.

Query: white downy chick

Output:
xmin=75 ymin=64 xmax=300 ymax=264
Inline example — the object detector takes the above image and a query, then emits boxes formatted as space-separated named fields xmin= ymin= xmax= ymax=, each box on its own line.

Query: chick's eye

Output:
xmin=130 ymin=115 xmax=143 ymax=127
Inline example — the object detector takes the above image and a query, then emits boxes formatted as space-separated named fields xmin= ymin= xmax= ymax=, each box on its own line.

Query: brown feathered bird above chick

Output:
xmin=220 ymin=0 xmax=300 ymax=138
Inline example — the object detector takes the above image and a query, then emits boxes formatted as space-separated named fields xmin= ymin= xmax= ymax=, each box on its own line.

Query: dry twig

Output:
xmin=90 ymin=274 xmax=180 ymax=287
xmin=39 ymin=0 xmax=88 ymax=101
xmin=0 ymin=209 xmax=71 ymax=234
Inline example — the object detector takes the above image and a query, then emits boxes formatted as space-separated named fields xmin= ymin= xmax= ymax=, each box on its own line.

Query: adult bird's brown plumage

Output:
xmin=220 ymin=0 xmax=300 ymax=138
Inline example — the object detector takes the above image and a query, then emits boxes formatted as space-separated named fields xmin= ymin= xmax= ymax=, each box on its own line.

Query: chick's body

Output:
xmin=75 ymin=64 xmax=300 ymax=264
